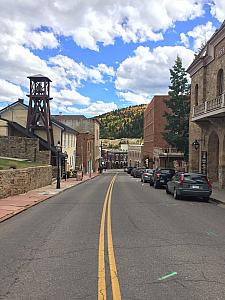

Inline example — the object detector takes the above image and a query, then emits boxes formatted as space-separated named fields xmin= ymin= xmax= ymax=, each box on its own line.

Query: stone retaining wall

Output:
xmin=0 ymin=166 xmax=52 ymax=199
xmin=0 ymin=136 xmax=51 ymax=164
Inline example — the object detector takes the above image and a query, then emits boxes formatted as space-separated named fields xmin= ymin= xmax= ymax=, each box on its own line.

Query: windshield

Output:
xmin=184 ymin=175 xmax=208 ymax=184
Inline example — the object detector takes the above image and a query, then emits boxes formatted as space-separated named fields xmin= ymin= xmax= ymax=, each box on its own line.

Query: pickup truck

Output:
xmin=153 ymin=168 xmax=175 ymax=188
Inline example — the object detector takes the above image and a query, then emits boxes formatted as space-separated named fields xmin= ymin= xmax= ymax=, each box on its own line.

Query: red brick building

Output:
xmin=76 ymin=132 xmax=95 ymax=174
xmin=142 ymin=95 xmax=170 ymax=167
xmin=142 ymin=95 xmax=185 ymax=169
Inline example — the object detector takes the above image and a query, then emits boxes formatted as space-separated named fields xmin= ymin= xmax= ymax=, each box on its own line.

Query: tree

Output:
xmin=163 ymin=56 xmax=190 ymax=161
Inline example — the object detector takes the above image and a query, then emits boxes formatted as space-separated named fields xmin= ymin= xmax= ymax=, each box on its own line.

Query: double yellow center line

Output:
xmin=98 ymin=175 xmax=121 ymax=299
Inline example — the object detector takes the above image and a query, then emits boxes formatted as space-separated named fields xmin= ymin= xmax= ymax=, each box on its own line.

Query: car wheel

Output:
xmin=203 ymin=196 xmax=209 ymax=202
xmin=143 ymin=178 xmax=146 ymax=183
xmin=173 ymin=189 xmax=180 ymax=200
xmin=150 ymin=181 xmax=154 ymax=186
xmin=166 ymin=185 xmax=170 ymax=194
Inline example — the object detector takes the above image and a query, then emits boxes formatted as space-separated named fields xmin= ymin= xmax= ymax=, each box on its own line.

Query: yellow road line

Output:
xmin=107 ymin=175 xmax=121 ymax=300
xmin=98 ymin=176 xmax=115 ymax=300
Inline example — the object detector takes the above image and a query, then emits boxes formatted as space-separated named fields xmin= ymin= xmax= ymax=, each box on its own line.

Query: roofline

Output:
xmin=0 ymin=100 xmax=28 ymax=114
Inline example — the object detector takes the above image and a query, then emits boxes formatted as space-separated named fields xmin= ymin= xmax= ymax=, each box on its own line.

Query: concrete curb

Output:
xmin=0 ymin=174 xmax=100 ymax=224
xmin=209 ymin=196 xmax=225 ymax=206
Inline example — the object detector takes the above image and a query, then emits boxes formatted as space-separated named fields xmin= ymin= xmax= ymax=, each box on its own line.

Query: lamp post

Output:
xmin=56 ymin=141 xmax=62 ymax=189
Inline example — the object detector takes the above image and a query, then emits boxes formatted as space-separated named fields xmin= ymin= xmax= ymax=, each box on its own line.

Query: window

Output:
xmin=217 ymin=69 xmax=224 ymax=96
xmin=194 ymin=84 xmax=198 ymax=105
xmin=63 ymin=134 xmax=66 ymax=147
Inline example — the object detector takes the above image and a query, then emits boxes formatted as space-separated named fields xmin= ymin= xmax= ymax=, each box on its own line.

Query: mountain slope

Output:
xmin=96 ymin=104 xmax=147 ymax=139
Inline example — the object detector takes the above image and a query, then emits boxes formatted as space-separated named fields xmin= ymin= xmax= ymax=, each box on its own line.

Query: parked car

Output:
xmin=130 ymin=167 xmax=137 ymax=176
xmin=166 ymin=172 xmax=212 ymax=201
xmin=141 ymin=169 xmax=154 ymax=183
xmin=124 ymin=167 xmax=128 ymax=172
xmin=127 ymin=167 xmax=133 ymax=174
xmin=133 ymin=167 xmax=145 ymax=178
xmin=153 ymin=168 xmax=175 ymax=188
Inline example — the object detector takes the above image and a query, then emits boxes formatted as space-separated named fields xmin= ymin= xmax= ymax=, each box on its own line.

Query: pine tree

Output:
xmin=163 ymin=56 xmax=190 ymax=161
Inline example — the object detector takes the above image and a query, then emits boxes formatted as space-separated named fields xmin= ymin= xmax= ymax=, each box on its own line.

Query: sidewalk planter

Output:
xmin=0 ymin=166 xmax=52 ymax=199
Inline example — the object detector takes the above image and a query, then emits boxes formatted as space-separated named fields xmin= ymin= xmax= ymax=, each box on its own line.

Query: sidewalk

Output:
xmin=210 ymin=188 xmax=225 ymax=205
xmin=0 ymin=173 xmax=99 ymax=223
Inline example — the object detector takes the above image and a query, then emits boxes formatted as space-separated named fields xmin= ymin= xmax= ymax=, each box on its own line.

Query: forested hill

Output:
xmin=96 ymin=104 xmax=147 ymax=139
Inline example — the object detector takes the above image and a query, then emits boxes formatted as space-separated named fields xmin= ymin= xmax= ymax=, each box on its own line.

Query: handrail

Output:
xmin=193 ymin=93 xmax=225 ymax=117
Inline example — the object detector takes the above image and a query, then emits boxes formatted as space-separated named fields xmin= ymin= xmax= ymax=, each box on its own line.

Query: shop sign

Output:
xmin=201 ymin=151 xmax=207 ymax=175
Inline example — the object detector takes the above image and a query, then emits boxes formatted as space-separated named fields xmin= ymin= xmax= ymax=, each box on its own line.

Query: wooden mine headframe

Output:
xmin=26 ymin=74 xmax=54 ymax=149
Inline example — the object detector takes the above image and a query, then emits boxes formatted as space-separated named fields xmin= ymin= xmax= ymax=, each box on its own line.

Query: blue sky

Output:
xmin=0 ymin=0 xmax=224 ymax=116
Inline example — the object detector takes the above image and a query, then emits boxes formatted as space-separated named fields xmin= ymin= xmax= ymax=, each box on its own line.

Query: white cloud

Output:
xmin=25 ymin=31 xmax=59 ymax=50
xmin=0 ymin=79 xmax=24 ymax=102
xmin=118 ymin=91 xmax=149 ymax=104
xmin=97 ymin=64 xmax=115 ymax=77
xmin=66 ymin=101 xmax=118 ymax=116
xmin=116 ymin=45 xmax=194 ymax=100
xmin=180 ymin=33 xmax=190 ymax=48
xmin=52 ymin=89 xmax=90 ymax=105
xmin=0 ymin=0 xmax=206 ymax=51
xmin=210 ymin=0 xmax=225 ymax=22
xmin=180 ymin=22 xmax=216 ymax=51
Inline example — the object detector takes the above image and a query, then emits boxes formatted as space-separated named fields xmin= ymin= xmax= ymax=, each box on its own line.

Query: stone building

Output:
xmin=0 ymin=100 xmax=78 ymax=171
xmin=53 ymin=115 xmax=100 ymax=172
xmin=187 ymin=21 xmax=225 ymax=188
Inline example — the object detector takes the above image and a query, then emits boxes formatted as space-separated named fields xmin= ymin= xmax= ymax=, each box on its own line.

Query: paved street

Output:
xmin=0 ymin=170 xmax=225 ymax=299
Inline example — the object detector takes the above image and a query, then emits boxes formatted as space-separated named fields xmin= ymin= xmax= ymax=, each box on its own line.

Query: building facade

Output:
xmin=142 ymin=95 xmax=185 ymax=169
xmin=53 ymin=115 xmax=100 ymax=172
xmin=142 ymin=95 xmax=170 ymax=167
xmin=76 ymin=132 xmax=95 ymax=174
xmin=102 ymin=149 xmax=128 ymax=169
xmin=127 ymin=144 xmax=143 ymax=167
xmin=187 ymin=21 xmax=225 ymax=189
xmin=0 ymin=100 xmax=78 ymax=170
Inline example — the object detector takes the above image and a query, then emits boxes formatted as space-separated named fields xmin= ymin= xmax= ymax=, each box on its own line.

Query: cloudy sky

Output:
xmin=0 ymin=0 xmax=224 ymax=116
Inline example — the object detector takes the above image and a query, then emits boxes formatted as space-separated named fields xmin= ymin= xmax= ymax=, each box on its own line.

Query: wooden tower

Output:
xmin=26 ymin=74 xmax=54 ymax=149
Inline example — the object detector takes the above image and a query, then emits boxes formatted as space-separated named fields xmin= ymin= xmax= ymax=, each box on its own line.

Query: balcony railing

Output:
xmin=153 ymin=147 xmax=184 ymax=156
xmin=192 ymin=93 xmax=225 ymax=119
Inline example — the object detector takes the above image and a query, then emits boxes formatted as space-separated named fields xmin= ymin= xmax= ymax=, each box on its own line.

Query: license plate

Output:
xmin=160 ymin=180 xmax=165 ymax=183
xmin=192 ymin=185 xmax=200 ymax=189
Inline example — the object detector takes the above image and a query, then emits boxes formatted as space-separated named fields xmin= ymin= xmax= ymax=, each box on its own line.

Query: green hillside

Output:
xmin=96 ymin=104 xmax=147 ymax=139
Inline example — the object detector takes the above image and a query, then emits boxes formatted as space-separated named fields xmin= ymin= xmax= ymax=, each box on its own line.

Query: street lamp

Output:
xmin=192 ymin=139 xmax=200 ymax=150
xmin=56 ymin=141 xmax=62 ymax=189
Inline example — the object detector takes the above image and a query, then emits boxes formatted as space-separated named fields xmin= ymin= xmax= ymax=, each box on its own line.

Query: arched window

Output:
xmin=217 ymin=69 xmax=224 ymax=96
xmin=194 ymin=84 xmax=199 ymax=105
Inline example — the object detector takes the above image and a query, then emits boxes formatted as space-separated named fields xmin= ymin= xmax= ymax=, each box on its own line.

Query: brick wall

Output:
xmin=143 ymin=95 xmax=170 ymax=162
xmin=0 ymin=136 xmax=50 ymax=164
xmin=0 ymin=166 xmax=52 ymax=199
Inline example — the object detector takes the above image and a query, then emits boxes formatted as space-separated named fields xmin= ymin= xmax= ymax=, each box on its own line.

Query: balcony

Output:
xmin=153 ymin=147 xmax=184 ymax=158
xmin=192 ymin=93 xmax=225 ymax=121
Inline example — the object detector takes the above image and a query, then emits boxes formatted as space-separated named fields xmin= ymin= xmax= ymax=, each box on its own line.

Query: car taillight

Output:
xmin=156 ymin=173 xmax=160 ymax=177
xmin=206 ymin=177 xmax=212 ymax=188
xmin=179 ymin=174 xmax=184 ymax=187
xmin=144 ymin=173 xmax=148 ymax=176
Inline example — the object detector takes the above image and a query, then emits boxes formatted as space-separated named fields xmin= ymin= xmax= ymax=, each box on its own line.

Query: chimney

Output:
xmin=18 ymin=98 xmax=24 ymax=104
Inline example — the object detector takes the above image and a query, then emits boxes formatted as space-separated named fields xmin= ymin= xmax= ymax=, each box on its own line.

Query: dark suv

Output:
xmin=153 ymin=168 xmax=175 ymax=188
xmin=166 ymin=172 xmax=212 ymax=201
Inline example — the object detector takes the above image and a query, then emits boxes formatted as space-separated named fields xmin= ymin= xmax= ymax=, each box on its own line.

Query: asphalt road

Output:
xmin=0 ymin=170 xmax=225 ymax=299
